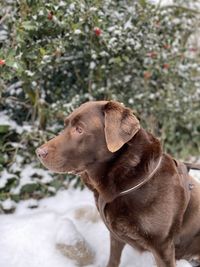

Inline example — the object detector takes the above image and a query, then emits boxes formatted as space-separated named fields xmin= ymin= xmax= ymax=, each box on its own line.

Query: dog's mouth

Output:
xmin=39 ymin=159 xmax=84 ymax=175
xmin=36 ymin=148 xmax=85 ymax=175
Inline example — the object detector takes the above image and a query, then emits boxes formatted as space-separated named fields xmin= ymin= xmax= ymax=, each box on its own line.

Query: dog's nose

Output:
xmin=36 ymin=147 xmax=48 ymax=159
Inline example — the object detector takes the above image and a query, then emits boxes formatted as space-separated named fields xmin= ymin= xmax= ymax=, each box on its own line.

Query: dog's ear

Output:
xmin=103 ymin=101 xmax=140 ymax=153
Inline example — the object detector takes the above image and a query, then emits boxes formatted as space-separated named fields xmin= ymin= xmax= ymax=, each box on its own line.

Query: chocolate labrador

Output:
xmin=36 ymin=100 xmax=200 ymax=267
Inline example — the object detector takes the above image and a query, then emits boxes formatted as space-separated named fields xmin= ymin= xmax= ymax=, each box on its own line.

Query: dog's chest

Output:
xmin=98 ymin=196 xmax=151 ymax=251
xmin=111 ymin=210 xmax=153 ymax=251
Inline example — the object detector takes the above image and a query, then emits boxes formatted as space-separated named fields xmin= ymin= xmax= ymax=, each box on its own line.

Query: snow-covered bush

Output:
xmin=0 ymin=0 xmax=199 ymax=209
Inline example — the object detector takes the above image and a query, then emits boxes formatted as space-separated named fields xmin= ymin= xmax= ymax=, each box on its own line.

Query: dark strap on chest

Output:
xmin=173 ymin=159 xmax=193 ymax=202
xmin=183 ymin=162 xmax=200 ymax=171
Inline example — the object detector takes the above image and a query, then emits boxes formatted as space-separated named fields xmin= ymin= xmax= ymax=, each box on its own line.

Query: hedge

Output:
xmin=0 ymin=0 xmax=199 ymax=210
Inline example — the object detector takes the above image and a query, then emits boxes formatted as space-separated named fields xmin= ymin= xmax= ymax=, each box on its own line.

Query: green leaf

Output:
xmin=49 ymin=180 xmax=63 ymax=191
xmin=0 ymin=156 xmax=5 ymax=164
xmin=21 ymin=21 xmax=37 ymax=31
xmin=11 ymin=194 xmax=20 ymax=202
xmin=20 ymin=183 xmax=40 ymax=194
xmin=0 ymin=125 xmax=10 ymax=133
xmin=139 ymin=0 xmax=147 ymax=8
xmin=39 ymin=47 xmax=46 ymax=56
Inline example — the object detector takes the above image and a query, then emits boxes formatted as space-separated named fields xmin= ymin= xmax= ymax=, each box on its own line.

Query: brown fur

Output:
xmin=36 ymin=101 xmax=200 ymax=267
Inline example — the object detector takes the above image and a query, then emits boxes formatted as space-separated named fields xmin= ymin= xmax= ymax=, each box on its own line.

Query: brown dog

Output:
xmin=36 ymin=100 xmax=200 ymax=267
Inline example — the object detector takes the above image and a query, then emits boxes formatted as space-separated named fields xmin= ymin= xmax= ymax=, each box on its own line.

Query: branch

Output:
xmin=161 ymin=4 xmax=200 ymax=14
xmin=0 ymin=10 xmax=9 ymax=25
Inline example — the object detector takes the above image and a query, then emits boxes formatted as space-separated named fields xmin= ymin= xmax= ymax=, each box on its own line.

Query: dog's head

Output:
xmin=36 ymin=101 xmax=140 ymax=174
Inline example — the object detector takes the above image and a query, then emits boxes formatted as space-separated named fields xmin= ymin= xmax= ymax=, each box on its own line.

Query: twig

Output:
xmin=5 ymin=96 xmax=31 ymax=109
xmin=0 ymin=10 xmax=9 ymax=25
xmin=161 ymin=4 xmax=200 ymax=14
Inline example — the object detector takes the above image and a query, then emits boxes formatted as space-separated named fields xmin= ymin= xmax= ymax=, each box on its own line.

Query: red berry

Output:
xmin=143 ymin=71 xmax=152 ymax=79
xmin=147 ymin=51 xmax=157 ymax=58
xmin=48 ymin=11 xmax=53 ymax=20
xmin=163 ymin=44 xmax=171 ymax=49
xmin=163 ymin=63 xmax=170 ymax=69
xmin=189 ymin=47 xmax=197 ymax=52
xmin=155 ymin=20 xmax=160 ymax=27
xmin=0 ymin=59 xmax=5 ymax=65
xmin=94 ymin=27 xmax=102 ymax=36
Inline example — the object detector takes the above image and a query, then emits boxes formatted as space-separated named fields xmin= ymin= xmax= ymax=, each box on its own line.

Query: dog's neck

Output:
xmin=84 ymin=128 xmax=162 ymax=202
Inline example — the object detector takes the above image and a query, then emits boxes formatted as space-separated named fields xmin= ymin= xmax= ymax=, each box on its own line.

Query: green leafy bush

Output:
xmin=0 ymin=0 xmax=199 ymax=209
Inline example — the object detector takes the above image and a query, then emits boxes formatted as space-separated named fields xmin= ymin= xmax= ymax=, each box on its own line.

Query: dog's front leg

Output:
xmin=106 ymin=233 xmax=125 ymax=267
xmin=152 ymin=240 xmax=176 ymax=267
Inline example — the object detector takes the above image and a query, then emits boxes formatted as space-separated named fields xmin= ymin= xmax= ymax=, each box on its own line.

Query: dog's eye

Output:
xmin=75 ymin=126 xmax=83 ymax=134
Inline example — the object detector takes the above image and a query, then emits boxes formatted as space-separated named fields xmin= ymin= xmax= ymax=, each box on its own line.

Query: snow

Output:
xmin=0 ymin=170 xmax=200 ymax=267
xmin=149 ymin=0 xmax=173 ymax=5
xmin=0 ymin=169 xmax=17 ymax=189
xmin=89 ymin=62 xmax=96 ymax=70
xmin=10 ymin=163 xmax=53 ymax=195
xmin=0 ymin=112 xmax=23 ymax=134
xmin=74 ymin=29 xmax=82 ymax=35
xmin=1 ymin=198 xmax=16 ymax=211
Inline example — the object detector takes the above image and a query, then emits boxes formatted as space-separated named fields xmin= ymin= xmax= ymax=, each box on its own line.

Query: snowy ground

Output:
xmin=0 ymin=170 xmax=200 ymax=267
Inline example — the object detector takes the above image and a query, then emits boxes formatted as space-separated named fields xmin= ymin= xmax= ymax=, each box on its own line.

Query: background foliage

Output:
xmin=0 ymin=0 xmax=200 ymax=211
